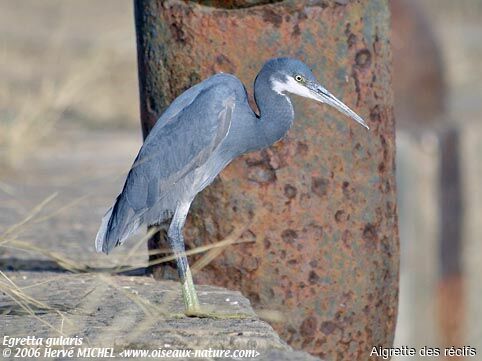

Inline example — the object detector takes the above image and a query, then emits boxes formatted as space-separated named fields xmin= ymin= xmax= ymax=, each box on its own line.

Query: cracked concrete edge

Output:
xmin=0 ymin=272 xmax=322 ymax=360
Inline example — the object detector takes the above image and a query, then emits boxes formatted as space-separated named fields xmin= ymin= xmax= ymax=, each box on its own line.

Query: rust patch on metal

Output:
xmin=283 ymin=184 xmax=297 ymax=199
xmin=262 ymin=8 xmax=283 ymax=27
xmin=437 ymin=275 xmax=464 ymax=350
xmin=311 ymin=177 xmax=329 ymax=198
xmin=281 ymin=229 xmax=298 ymax=244
xmin=355 ymin=49 xmax=371 ymax=69
xmin=321 ymin=320 xmax=337 ymax=336
xmin=189 ymin=0 xmax=283 ymax=9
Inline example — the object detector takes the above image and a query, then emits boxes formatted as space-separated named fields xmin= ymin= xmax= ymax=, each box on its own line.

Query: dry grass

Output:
xmin=0 ymin=53 xmax=110 ymax=167
xmin=0 ymin=190 xmax=259 ymax=274
xmin=0 ymin=0 xmax=138 ymax=168
xmin=0 ymin=194 xmax=273 ymax=347
xmin=0 ymin=271 xmax=70 ymax=336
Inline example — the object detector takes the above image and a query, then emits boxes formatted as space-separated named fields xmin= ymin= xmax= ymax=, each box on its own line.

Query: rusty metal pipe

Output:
xmin=134 ymin=1 xmax=399 ymax=358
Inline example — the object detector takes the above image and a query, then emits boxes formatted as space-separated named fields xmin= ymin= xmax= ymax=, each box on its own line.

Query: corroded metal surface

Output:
xmin=135 ymin=0 xmax=398 ymax=359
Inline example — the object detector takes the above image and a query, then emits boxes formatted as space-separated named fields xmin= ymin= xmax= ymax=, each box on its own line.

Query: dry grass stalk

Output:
xmin=0 ymin=192 xmax=58 ymax=241
xmin=0 ymin=49 xmax=111 ymax=167
xmin=0 ymin=271 xmax=68 ymax=335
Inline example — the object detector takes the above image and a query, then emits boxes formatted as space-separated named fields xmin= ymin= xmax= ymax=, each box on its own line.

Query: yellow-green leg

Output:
xmin=168 ymin=202 xmax=249 ymax=318
xmin=181 ymin=266 xmax=200 ymax=314
xmin=168 ymin=202 xmax=202 ymax=315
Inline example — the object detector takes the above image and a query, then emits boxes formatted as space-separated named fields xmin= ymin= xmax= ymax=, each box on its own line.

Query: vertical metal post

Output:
xmin=134 ymin=1 xmax=399 ymax=358
xmin=392 ymin=0 xmax=465 ymax=350
xmin=438 ymin=127 xmax=464 ymax=348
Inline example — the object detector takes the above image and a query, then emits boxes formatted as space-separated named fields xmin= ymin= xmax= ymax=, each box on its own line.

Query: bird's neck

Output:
xmin=254 ymin=83 xmax=294 ymax=149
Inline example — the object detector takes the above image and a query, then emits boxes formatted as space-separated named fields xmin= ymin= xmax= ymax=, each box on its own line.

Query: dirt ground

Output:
xmin=0 ymin=126 xmax=147 ymax=270
xmin=0 ymin=0 xmax=145 ymax=270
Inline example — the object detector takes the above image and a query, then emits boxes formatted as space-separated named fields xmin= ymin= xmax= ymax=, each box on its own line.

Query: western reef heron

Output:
xmin=96 ymin=57 xmax=368 ymax=315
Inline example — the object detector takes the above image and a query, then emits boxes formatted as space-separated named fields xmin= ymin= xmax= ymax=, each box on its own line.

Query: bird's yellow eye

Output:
xmin=295 ymin=75 xmax=303 ymax=82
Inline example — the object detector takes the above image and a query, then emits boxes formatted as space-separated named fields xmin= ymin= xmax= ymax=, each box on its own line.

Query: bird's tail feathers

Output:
xmin=95 ymin=207 xmax=113 ymax=253
xmin=95 ymin=202 xmax=144 ymax=254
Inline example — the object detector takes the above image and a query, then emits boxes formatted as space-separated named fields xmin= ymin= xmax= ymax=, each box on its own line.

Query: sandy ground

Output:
xmin=0 ymin=126 xmax=147 ymax=270
xmin=0 ymin=0 xmax=139 ymax=129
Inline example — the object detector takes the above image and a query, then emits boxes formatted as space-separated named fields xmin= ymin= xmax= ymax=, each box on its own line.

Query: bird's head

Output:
xmin=266 ymin=58 xmax=369 ymax=129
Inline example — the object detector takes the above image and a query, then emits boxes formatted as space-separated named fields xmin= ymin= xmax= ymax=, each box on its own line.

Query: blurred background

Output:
xmin=391 ymin=0 xmax=482 ymax=358
xmin=0 ymin=0 xmax=480 ymax=359
xmin=0 ymin=0 xmax=145 ymax=270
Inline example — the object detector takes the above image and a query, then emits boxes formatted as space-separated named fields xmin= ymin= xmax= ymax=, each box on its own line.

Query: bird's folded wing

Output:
xmin=96 ymin=78 xmax=238 ymax=253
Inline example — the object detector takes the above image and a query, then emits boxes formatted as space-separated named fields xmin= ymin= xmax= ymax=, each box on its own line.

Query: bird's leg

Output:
xmin=167 ymin=203 xmax=250 ymax=319
xmin=147 ymin=222 xmax=178 ymax=280
xmin=168 ymin=203 xmax=200 ymax=314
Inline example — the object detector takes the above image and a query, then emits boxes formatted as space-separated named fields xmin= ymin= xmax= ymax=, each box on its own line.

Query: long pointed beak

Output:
xmin=309 ymin=83 xmax=369 ymax=130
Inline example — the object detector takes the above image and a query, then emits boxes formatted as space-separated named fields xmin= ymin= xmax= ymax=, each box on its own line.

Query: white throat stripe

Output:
xmin=270 ymin=76 xmax=319 ymax=102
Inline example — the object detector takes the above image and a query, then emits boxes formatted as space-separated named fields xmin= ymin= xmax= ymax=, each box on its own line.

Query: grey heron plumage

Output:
xmin=96 ymin=57 xmax=368 ymax=314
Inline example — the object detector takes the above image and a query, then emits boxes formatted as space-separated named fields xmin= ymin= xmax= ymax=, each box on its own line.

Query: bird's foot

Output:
xmin=179 ymin=266 xmax=251 ymax=319
xmin=184 ymin=306 xmax=252 ymax=319
xmin=181 ymin=269 xmax=201 ymax=312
